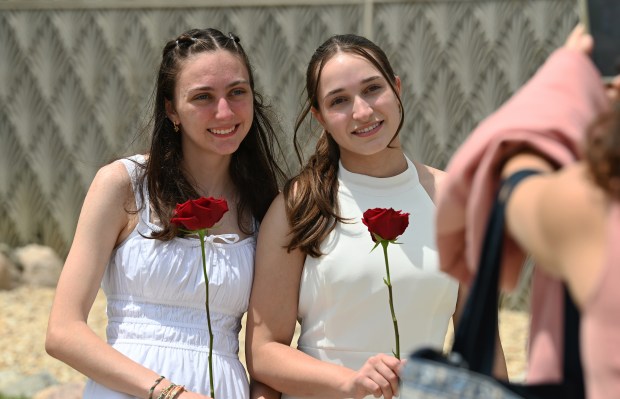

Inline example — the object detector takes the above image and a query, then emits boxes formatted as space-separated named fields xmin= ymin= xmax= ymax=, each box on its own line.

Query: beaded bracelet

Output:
xmin=156 ymin=383 xmax=177 ymax=399
xmin=149 ymin=376 xmax=165 ymax=399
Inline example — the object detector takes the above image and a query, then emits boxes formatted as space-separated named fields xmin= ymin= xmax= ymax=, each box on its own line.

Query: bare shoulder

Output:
xmin=93 ymin=159 xmax=131 ymax=187
xmin=411 ymin=160 xmax=445 ymax=204
xmin=542 ymin=163 xmax=605 ymax=219
xmin=536 ymin=163 xmax=607 ymax=305
xmin=77 ymin=159 xmax=138 ymax=245
xmin=539 ymin=163 xmax=607 ymax=237
xmin=265 ymin=190 xmax=286 ymax=215
xmin=258 ymin=192 xmax=288 ymax=237
xmin=89 ymin=159 xmax=136 ymax=210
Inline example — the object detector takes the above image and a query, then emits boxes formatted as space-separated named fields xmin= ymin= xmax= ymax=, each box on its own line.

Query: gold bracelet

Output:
xmin=156 ymin=383 xmax=177 ymax=399
xmin=149 ymin=376 xmax=165 ymax=399
xmin=167 ymin=384 xmax=186 ymax=399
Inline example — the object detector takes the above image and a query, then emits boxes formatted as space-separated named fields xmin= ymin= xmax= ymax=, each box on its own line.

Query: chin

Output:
xmin=214 ymin=144 xmax=243 ymax=156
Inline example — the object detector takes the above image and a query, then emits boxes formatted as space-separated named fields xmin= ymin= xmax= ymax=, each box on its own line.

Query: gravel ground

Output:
xmin=0 ymin=286 xmax=529 ymax=384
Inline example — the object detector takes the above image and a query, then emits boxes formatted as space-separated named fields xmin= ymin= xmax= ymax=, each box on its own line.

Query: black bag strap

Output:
xmin=563 ymin=287 xmax=584 ymax=382
xmin=451 ymin=169 xmax=583 ymax=382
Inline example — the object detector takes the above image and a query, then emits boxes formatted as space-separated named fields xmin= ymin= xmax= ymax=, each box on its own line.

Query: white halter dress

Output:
xmin=284 ymin=158 xmax=459 ymax=399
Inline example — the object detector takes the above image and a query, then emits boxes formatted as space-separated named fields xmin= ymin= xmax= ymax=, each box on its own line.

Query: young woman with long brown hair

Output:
xmin=45 ymin=28 xmax=285 ymax=399
xmin=245 ymin=34 xmax=474 ymax=399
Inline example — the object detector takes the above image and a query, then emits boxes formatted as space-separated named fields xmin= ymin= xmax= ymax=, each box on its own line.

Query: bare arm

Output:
xmin=245 ymin=194 xmax=402 ymax=399
xmin=45 ymin=161 xmax=209 ymax=399
xmin=250 ymin=380 xmax=281 ymax=399
xmin=412 ymin=161 xmax=444 ymax=204
xmin=503 ymin=155 xmax=607 ymax=309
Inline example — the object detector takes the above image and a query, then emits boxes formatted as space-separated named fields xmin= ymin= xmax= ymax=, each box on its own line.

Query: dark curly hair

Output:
xmin=585 ymin=103 xmax=620 ymax=200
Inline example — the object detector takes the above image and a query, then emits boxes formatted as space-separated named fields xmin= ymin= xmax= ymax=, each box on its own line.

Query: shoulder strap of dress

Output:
xmin=118 ymin=154 xmax=147 ymax=213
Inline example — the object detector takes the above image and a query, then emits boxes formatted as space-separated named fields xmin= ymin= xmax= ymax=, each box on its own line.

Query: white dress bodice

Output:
xmin=83 ymin=155 xmax=253 ymax=398
xmin=286 ymin=158 xmax=458 ymax=399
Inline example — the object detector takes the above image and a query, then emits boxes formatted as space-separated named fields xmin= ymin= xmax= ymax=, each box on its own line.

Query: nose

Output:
xmin=215 ymin=97 xmax=234 ymax=120
xmin=352 ymin=96 xmax=372 ymax=121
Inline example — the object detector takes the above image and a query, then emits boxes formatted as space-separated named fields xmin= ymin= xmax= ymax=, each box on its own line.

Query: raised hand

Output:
xmin=564 ymin=24 xmax=594 ymax=54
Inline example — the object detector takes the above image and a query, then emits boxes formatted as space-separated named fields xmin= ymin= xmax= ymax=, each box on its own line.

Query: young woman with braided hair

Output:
xmin=46 ymin=28 xmax=286 ymax=399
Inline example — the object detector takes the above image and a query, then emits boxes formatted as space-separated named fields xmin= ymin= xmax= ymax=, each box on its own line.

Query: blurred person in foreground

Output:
xmin=436 ymin=25 xmax=620 ymax=399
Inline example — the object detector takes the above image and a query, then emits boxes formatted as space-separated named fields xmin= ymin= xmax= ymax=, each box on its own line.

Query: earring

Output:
xmin=173 ymin=121 xmax=179 ymax=132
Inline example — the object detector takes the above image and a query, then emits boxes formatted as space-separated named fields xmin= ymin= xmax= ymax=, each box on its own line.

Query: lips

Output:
xmin=208 ymin=125 xmax=237 ymax=135
xmin=352 ymin=121 xmax=382 ymax=136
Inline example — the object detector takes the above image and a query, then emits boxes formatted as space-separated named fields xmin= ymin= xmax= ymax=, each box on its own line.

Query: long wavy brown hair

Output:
xmin=585 ymin=103 xmax=620 ymax=200
xmin=135 ymin=28 xmax=286 ymax=240
xmin=284 ymin=34 xmax=404 ymax=257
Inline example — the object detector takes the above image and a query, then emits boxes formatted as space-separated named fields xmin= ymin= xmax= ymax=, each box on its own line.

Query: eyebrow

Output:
xmin=187 ymin=79 xmax=250 ymax=95
xmin=323 ymin=75 xmax=382 ymax=98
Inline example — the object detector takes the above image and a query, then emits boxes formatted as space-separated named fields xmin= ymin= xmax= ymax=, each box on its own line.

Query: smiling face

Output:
xmin=165 ymin=49 xmax=254 ymax=159
xmin=312 ymin=52 xmax=402 ymax=169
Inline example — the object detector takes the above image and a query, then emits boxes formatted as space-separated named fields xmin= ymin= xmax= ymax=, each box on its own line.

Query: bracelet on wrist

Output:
xmin=149 ymin=375 xmax=166 ymax=399
xmin=156 ymin=383 xmax=176 ymax=399
xmin=168 ymin=384 xmax=186 ymax=399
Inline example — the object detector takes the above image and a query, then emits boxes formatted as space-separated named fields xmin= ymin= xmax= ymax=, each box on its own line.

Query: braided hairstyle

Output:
xmin=138 ymin=28 xmax=286 ymax=240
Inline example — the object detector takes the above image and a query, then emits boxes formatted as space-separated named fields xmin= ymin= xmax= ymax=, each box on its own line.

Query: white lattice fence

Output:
xmin=0 ymin=0 xmax=578 ymax=259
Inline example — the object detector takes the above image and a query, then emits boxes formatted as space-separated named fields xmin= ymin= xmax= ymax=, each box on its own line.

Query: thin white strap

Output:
xmin=204 ymin=234 xmax=240 ymax=245
xmin=118 ymin=155 xmax=148 ymax=220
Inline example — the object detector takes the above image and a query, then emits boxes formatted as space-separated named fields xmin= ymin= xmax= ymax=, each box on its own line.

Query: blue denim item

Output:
xmin=400 ymin=350 xmax=522 ymax=399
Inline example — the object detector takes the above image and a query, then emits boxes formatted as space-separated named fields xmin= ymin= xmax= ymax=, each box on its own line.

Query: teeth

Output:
xmin=210 ymin=127 xmax=235 ymax=135
xmin=356 ymin=122 xmax=380 ymax=134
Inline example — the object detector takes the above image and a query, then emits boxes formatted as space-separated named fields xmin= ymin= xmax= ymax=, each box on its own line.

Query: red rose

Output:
xmin=362 ymin=208 xmax=409 ymax=242
xmin=170 ymin=197 xmax=229 ymax=231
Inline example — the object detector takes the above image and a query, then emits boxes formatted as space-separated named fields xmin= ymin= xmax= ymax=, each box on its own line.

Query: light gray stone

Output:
xmin=0 ymin=253 xmax=14 ymax=290
xmin=0 ymin=371 xmax=57 ymax=398
xmin=14 ymin=244 xmax=62 ymax=288
xmin=0 ymin=369 xmax=21 ymax=388
xmin=33 ymin=381 xmax=85 ymax=399
xmin=0 ymin=244 xmax=22 ymax=290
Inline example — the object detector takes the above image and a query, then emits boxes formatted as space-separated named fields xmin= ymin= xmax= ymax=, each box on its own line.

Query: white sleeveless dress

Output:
xmin=83 ymin=155 xmax=252 ymax=398
xmin=283 ymin=157 xmax=459 ymax=399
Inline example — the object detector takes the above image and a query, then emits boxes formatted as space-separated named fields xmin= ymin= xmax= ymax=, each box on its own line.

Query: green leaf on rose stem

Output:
xmin=383 ymin=277 xmax=388 ymax=286
xmin=369 ymin=240 xmax=381 ymax=252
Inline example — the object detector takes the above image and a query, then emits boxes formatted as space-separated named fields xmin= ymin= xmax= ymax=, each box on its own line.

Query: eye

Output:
xmin=194 ymin=93 xmax=212 ymax=101
xmin=364 ymin=84 xmax=383 ymax=94
xmin=329 ymin=96 xmax=348 ymax=107
xmin=230 ymin=88 xmax=248 ymax=97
